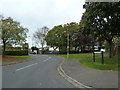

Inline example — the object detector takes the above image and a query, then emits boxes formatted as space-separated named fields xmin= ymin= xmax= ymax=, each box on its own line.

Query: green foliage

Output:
xmin=81 ymin=2 xmax=120 ymax=58
xmin=82 ymin=2 xmax=119 ymax=38
xmin=64 ymin=22 xmax=80 ymax=48
xmin=22 ymin=43 xmax=29 ymax=50
xmin=45 ymin=25 xmax=67 ymax=52
xmin=113 ymin=36 xmax=120 ymax=46
xmin=31 ymin=46 xmax=38 ymax=50
xmin=4 ymin=50 xmax=28 ymax=56
xmin=45 ymin=22 xmax=80 ymax=53
xmin=1 ymin=16 xmax=28 ymax=51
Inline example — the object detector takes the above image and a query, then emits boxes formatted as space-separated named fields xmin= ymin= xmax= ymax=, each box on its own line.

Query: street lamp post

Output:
xmin=67 ymin=33 xmax=69 ymax=59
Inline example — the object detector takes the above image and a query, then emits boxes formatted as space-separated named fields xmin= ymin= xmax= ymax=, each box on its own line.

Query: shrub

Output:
xmin=4 ymin=50 xmax=28 ymax=56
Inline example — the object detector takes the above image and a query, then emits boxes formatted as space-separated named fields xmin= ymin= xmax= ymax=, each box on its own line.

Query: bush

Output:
xmin=4 ymin=50 xmax=28 ymax=56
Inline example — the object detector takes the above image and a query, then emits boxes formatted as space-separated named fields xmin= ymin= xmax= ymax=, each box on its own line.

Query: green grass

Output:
xmin=57 ymin=53 xmax=118 ymax=71
xmin=7 ymin=55 xmax=30 ymax=58
xmin=6 ymin=50 xmax=26 ymax=51
xmin=57 ymin=53 xmax=102 ymax=59
xmin=79 ymin=55 xmax=118 ymax=71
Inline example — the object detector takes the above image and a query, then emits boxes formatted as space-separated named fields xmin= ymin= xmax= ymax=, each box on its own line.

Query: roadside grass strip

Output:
xmin=79 ymin=55 xmax=118 ymax=71
xmin=57 ymin=53 xmax=118 ymax=71
xmin=1 ymin=55 xmax=30 ymax=62
xmin=57 ymin=53 xmax=102 ymax=59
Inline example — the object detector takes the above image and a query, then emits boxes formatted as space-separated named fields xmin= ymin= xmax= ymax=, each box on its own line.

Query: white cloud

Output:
xmin=0 ymin=0 xmax=85 ymax=47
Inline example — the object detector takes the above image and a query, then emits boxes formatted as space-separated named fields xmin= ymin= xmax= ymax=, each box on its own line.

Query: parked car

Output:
xmin=30 ymin=52 xmax=37 ymax=54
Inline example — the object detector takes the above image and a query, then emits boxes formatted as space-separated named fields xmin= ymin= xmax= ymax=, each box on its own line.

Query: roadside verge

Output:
xmin=1 ymin=55 xmax=31 ymax=66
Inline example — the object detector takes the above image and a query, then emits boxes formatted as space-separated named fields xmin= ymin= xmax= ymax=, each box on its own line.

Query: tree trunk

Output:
xmin=75 ymin=46 xmax=77 ymax=52
xmin=59 ymin=47 xmax=62 ymax=53
xmin=3 ymin=44 xmax=6 ymax=52
xmin=81 ymin=46 xmax=83 ymax=53
xmin=69 ymin=40 xmax=70 ymax=53
xmin=83 ymin=46 xmax=85 ymax=52
xmin=53 ymin=47 xmax=58 ymax=52
xmin=109 ymin=40 xmax=113 ymax=58
xmin=41 ymin=44 xmax=44 ymax=54
xmin=3 ymin=40 xmax=6 ymax=55
xmin=77 ymin=47 xmax=79 ymax=52
xmin=118 ymin=46 xmax=120 ymax=61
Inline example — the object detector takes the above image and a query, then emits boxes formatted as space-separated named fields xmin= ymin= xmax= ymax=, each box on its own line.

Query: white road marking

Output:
xmin=16 ymin=63 xmax=38 ymax=71
xmin=16 ymin=57 xmax=52 ymax=71
xmin=42 ymin=57 xmax=51 ymax=62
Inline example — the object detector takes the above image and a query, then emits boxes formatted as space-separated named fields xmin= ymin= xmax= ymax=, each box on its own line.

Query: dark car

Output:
xmin=30 ymin=52 xmax=37 ymax=54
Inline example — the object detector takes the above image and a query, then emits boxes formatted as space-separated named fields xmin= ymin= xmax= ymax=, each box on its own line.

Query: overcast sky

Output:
xmin=0 ymin=0 xmax=85 ymax=47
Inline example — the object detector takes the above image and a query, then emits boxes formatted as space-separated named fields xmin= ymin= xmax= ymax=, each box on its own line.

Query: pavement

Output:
xmin=61 ymin=58 xmax=119 ymax=88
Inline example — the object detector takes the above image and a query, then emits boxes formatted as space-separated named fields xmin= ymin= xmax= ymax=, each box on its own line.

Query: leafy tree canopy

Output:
xmin=1 ymin=16 xmax=28 ymax=51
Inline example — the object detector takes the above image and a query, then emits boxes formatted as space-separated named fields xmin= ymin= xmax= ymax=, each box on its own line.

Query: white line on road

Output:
xmin=42 ymin=57 xmax=51 ymax=62
xmin=16 ymin=57 xmax=52 ymax=72
xmin=16 ymin=63 xmax=38 ymax=71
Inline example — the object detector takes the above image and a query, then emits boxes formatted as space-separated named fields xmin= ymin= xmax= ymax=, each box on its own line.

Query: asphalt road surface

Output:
xmin=2 ymin=55 xmax=75 ymax=88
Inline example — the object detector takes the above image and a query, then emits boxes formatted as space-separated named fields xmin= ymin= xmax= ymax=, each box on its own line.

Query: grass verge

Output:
xmin=57 ymin=53 xmax=118 ymax=71
xmin=57 ymin=53 xmax=102 ymax=59
xmin=7 ymin=56 xmax=29 ymax=58
xmin=79 ymin=55 xmax=118 ymax=71
xmin=1 ymin=55 xmax=30 ymax=62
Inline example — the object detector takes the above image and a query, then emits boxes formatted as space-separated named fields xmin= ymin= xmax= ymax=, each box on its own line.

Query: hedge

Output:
xmin=4 ymin=50 xmax=28 ymax=56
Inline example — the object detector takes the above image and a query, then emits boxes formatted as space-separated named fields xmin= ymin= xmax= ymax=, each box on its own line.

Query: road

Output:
xmin=2 ymin=55 xmax=75 ymax=88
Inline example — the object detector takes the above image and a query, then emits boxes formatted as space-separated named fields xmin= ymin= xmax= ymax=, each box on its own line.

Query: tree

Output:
xmin=22 ymin=43 xmax=29 ymax=50
xmin=45 ymin=25 xmax=67 ymax=53
xmin=33 ymin=26 xmax=49 ymax=53
xmin=45 ymin=22 xmax=80 ymax=53
xmin=64 ymin=22 xmax=79 ymax=52
xmin=31 ymin=46 xmax=38 ymax=52
xmin=73 ymin=32 xmax=94 ymax=52
xmin=81 ymin=2 xmax=120 ymax=58
xmin=1 ymin=16 xmax=28 ymax=53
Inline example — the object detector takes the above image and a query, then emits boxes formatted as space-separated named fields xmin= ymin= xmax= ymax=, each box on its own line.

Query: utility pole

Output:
xmin=67 ymin=33 xmax=69 ymax=59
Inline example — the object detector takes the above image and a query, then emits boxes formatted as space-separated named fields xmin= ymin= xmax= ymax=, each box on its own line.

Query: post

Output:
xmin=93 ymin=52 xmax=95 ymax=62
xmin=67 ymin=33 xmax=69 ymax=59
xmin=93 ymin=45 xmax=95 ymax=62
xmin=101 ymin=51 xmax=104 ymax=64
